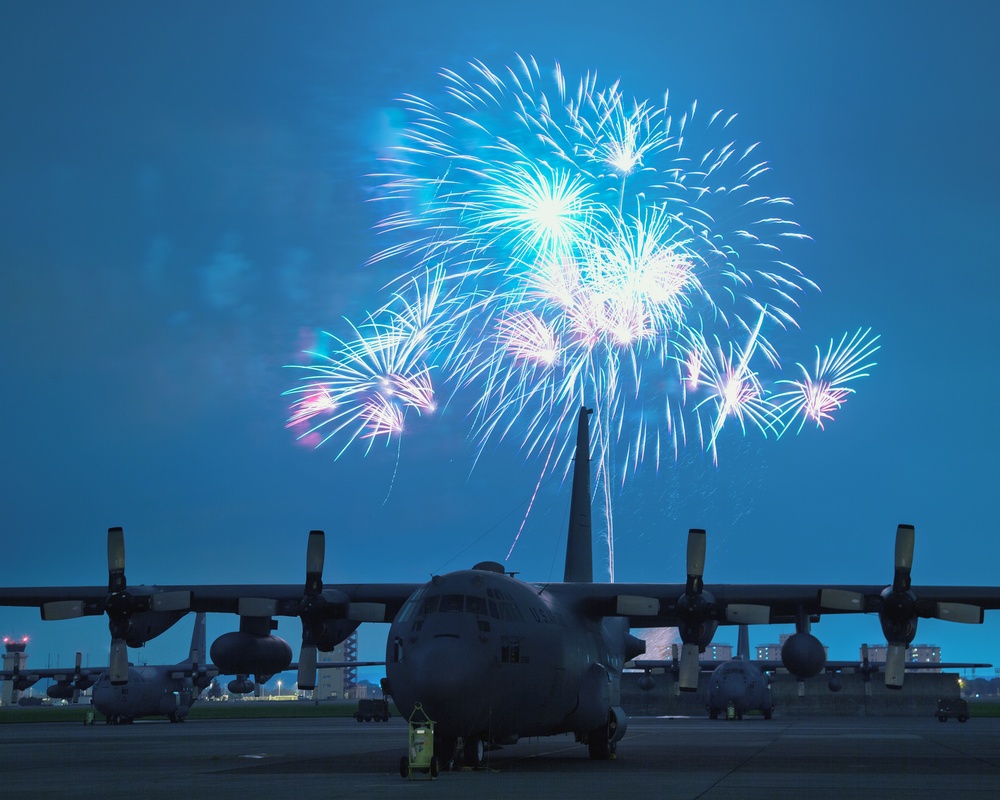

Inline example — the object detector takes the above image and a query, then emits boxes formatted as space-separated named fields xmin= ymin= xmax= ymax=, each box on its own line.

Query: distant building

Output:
xmin=756 ymin=633 xmax=828 ymax=663
xmin=314 ymin=641 xmax=350 ymax=700
xmin=864 ymin=644 xmax=941 ymax=672
xmin=703 ymin=643 xmax=733 ymax=661
xmin=1 ymin=637 xmax=28 ymax=706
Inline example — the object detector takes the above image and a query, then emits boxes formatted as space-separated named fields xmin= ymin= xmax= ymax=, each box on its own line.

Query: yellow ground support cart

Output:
xmin=399 ymin=703 xmax=439 ymax=780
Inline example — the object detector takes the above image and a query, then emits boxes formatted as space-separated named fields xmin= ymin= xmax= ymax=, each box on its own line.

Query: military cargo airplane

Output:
xmin=0 ymin=613 xmax=217 ymax=723
xmin=4 ymin=407 xmax=1000 ymax=767
xmin=631 ymin=626 xmax=992 ymax=720
xmin=1 ymin=613 xmax=381 ymax=722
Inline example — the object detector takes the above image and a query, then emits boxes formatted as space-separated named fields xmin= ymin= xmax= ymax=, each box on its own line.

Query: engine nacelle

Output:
xmin=637 ymin=673 xmax=656 ymax=692
xmin=12 ymin=674 xmax=40 ymax=692
xmin=312 ymin=619 xmax=361 ymax=653
xmin=123 ymin=610 xmax=188 ymax=648
xmin=677 ymin=590 xmax=719 ymax=650
xmin=624 ymin=633 xmax=646 ymax=663
xmin=879 ymin=586 xmax=918 ymax=644
xmin=781 ymin=632 xmax=826 ymax=679
xmin=827 ymin=673 xmax=843 ymax=693
xmin=210 ymin=632 xmax=293 ymax=676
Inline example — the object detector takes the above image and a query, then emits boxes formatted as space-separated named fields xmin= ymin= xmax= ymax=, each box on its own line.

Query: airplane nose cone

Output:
xmin=399 ymin=636 xmax=490 ymax=731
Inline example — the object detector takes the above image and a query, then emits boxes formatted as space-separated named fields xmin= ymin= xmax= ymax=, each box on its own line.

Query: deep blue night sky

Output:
xmin=2 ymin=2 xmax=998 ymax=681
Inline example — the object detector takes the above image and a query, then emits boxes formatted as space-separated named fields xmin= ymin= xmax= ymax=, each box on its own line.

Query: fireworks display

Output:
xmin=284 ymin=57 xmax=879 ymax=574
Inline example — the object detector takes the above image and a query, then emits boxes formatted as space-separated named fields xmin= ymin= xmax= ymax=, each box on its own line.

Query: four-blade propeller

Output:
xmin=42 ymin=527 xmax=191 ymax=685
xmin=820 ymin=524 xmax=982 ymax=688
xmin=675 ymin=529 xmax=770 ymax=691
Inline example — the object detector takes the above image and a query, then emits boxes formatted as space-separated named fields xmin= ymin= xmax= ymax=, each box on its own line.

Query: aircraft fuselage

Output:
xmin=706 ymin=660 xmax=773 ymax=720
xmin=385 ymin=563 xmax=631 ymax=752
xmin=91 ymin=665 xmax=199 ymax=723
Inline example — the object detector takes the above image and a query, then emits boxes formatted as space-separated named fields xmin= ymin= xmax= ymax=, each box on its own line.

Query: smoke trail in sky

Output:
xmin=284 ymin=57 xmax=878 ymax=577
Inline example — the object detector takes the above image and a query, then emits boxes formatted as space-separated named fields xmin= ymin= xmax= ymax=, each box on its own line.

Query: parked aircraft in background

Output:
xmin=630 ymin=626 xmax=991 ymax=719
xmin=1 ymin=613 xmax=216 ymax=723
xmin=5 ymin=407 xmax=1000 ymax=767
xmin=2 ymin=613 xmax=383 ymax=722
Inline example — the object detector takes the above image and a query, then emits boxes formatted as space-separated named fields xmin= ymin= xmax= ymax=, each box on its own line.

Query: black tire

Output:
xmin=464 ymin=735 xmax=485 ymax=768
xmin=430 ymin=756 xmax=439 ymax=778
xmin=938 ymin=716 xmax=948 ymax=723
xmin=588 ymin=722 xmax=612 ymax=761
xmin=399 ymin=756 xmax=408 ymax=779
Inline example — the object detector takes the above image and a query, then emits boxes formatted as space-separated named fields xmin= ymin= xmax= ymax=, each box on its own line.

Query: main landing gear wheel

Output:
xmin=588 ymin=728 xmax=612 ymax=760
xmin=463 ymin=736 xmax=485 ymax=768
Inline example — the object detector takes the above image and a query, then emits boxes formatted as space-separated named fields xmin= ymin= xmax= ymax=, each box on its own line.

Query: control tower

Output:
xmin=2 ymin=636 xmax=29 ymax=706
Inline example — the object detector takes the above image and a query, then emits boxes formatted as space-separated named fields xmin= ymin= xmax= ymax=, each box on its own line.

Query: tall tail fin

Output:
xmin=737 ymin=624 xmax=750 ymax=661
xmin=563 ymin=406 xmax=594 ymax=582
xmin=188 ymin=612 xmax=207 ymax=665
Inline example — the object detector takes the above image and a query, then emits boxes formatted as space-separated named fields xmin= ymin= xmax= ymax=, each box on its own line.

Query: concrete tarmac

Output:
xmin=2 ymin=714 xmax=999 ymax=799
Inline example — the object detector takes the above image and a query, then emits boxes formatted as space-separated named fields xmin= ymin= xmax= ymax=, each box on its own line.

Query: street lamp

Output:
xmin=277 ymin=680 xmax=282 ymax=699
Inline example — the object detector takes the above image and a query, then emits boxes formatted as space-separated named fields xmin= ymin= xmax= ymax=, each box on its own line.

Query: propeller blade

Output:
xmin=725 ymin=604 xmax=770 ymax=625
xmin=686 ymin=529 xmax=706 ymax=582
xmin=42 ymin=600 xmax=85 ymax=621
xmin=820 ymin=589 xmax=865 ymax=611
xmin=935 ymin=602 xmax=983 ymax=625
xmin=110 ymin=639 xmax=129 ymax=685
xmin=885 ymin=643 xmax=907 ymax=689
xmin=107 ymin=527 xmax=126 ymax=593
xmin=297 ymin=645 xmax=318 ymax=690
xmin=305 ymin=530 xmax=325 ymax=594
xmin=152 ymin=591 xmax=191 ymax=612
xmin=678 ymin=642 xmax=701 ymax=692
xmin=892 ymin=524 xmax=914 ymax=592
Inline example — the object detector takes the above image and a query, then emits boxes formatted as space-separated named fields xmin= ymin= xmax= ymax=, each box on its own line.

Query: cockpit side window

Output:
xmin=420 ymin=595 xmax=440 ymax=616
xmin=466 ymin=596 xmax=488 ymax=617
xmin=440 ymin=594 xmax=464 ymax=613
xmin=396 ymin=588 xmax=427 ymax=623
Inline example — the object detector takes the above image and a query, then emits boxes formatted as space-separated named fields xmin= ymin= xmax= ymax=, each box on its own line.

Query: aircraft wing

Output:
xmin=0 ymin=665 xmax=105 ymax=682
xmin=0 ymin=583 xmax=420 ymax=619
xmin=625 ymin=658 xmax=993 ymax=673
xmin=544 ymin=581 xmax=1000 ymax=628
